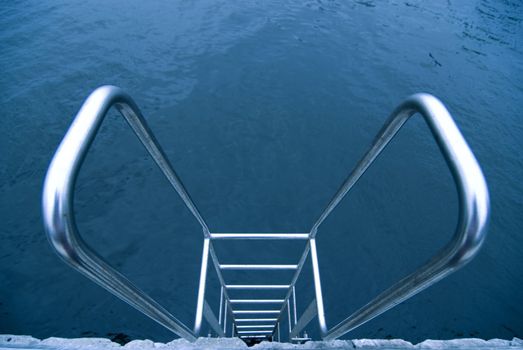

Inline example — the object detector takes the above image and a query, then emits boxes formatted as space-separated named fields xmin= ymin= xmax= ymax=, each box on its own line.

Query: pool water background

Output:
xmin=1 ymin=0 xmax=522 ymax=343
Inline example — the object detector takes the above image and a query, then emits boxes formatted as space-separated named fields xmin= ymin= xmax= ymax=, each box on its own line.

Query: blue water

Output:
xmin=1 ymin=0 xmax=522 ymax=344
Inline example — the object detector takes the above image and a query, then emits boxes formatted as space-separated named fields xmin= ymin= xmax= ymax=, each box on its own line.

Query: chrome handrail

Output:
xmin=42 ymin=85 xmax=204 ymax=341
xmin=43 ymin=87 xmax=489 ymax=343
xmin=309 ymin=93 xmax=490 ymax=340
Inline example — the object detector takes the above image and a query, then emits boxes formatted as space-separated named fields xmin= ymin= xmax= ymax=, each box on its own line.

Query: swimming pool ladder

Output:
xmin=42 ymin=86 xmax=489 ymax=342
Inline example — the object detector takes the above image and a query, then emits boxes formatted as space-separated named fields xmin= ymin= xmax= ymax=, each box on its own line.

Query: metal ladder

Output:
xmin=42 ymin=86 xmax=489 ymax=343
xmin=198 ymin=233 xmax=323 ymax=342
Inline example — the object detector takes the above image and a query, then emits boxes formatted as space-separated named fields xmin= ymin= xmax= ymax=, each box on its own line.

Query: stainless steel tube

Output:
xmin=319 ymin=93 xmax=490 ymax=339
xmin=42 ymin=86 xmax=201 ymax=340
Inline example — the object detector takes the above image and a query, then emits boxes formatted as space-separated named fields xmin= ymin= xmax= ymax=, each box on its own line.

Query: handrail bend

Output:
xmin=310 ymin=94 xmax=490 ymax=340
xmin=42 ymin=85 xmax=206 ymax=341
xmin=43 ymin=87 xmax=489 ymax=342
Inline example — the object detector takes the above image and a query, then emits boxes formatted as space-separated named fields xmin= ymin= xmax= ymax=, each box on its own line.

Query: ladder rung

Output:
xmin=210 ymin=233 xmax=309 ymax=240
xmin=226 ymin=284 xmax=290 ymax=290
xmin=236 ymin=325 xmax=275 ymax=329
xmin=233 ymin=310 xmax=280 ymax=314
xmin=235 ymin=318 xmax=278 ymax=322
xmin=240 ymin=335 xmax=268 ymax=338
xmin=220 ymin=264 xmax=298 ymax=270
xmin=238 ymin=330 xmax=273 ymax=334
xmin=230 ymin=299 xmax=284 ymax=304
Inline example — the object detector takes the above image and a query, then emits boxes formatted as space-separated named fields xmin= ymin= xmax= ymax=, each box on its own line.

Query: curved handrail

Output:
xmin=42 ymin=85 xmax=207 ymax=341
xmin=309 ymin=94 xmax=490 ymax=340
xmin=43 ymin=88 xmax=489 ymax=342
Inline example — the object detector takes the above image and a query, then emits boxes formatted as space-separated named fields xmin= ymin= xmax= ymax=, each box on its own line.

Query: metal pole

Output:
xmin=310 ymin=239 xmax=327 ymax=336
xmin=224 ymin=300 xmax=228 ymax=334
xmin=42 ymin=86 xmax=206 ymax=341
xmin=320 ymin=94 xmax=490 ymax=339
xmin=292 ymin=286 xmax=297 ymax=325
xmin=270 ymin=243 xmax=311 ymax=338
xmin=218 ymin=287 xmax=224 ymax=325
xmin=194 ymin=238 xmax=210 ymax=335
xmin=287 ymin=300 xmax=292 ymax=339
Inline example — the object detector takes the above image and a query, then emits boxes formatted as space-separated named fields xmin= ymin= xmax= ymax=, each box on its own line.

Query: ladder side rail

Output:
xmin=289 ymin=299 xmax=317 ymax=339
xmin=292 ymin=286 xmax=297 ymax=325
xmin=42 ymin=86 xmax=203 ymax=341
xmin=309 ymin=238 xmax=327 ymax=336
xmin=203 ymin=300 xmax=226 ymax=337
xmin=287 ymin=300 xmax=292 ymax=338
xmin=218 ymin=287 xmax=224 ymax=326
xmin=208 ymin=242 xmax=238 ymax=335
xmin=223 ymin=300 xmax=228 ymax=334
xmin=310 ymin=94 xmax=490 ymax=340
xmin=270 ymin=242 xmax=311 ymax=339
xmin=194 ymin=238 xmax=210 ymax=335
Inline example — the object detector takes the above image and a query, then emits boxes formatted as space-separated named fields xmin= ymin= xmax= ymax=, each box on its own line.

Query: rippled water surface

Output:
xmin=1 ymin=0 xmax=522 ymax=343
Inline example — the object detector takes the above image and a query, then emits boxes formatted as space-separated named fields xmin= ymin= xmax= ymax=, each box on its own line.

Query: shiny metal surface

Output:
xmin=43 ymin=87 xmax=488 ymax=342
xmin=233 ymin=310 xmax=281 ymax=314
xmin=237 ymin=330 xmax=273 ymax=334
xmin=203 ymin=300 xmax=226 ymax=337
xmin=210 ymin=233 xmax=309 ymax=240
xmin=320 ymin=94 xmax=490 ymax=340
xmin=223 ymin=300 xmax=228 ymax=334
xmin=239 ymin=335 xmax=266 ymax=339
xmin=287 ymin=299 xmax=292 ymax=335
xmin=218 ymin=287 xmax=224 ymax=328
xmin=292 ymin=287 xmax=297 ymax=325
xmin=208 ymin=242 xmax=237 ymax=336
xmin=42 ymin=86 xmax=198 ymax=341
xmin=289 ymin=299 xmax=317 ymax=339
xmin=236 ymin=318 xmax=278 ymax=322
xmin=219 ymin=264 xmax=298 ymax=270
xmin=310 ymin=238 xmax=327 ymax=336
xmin=226 ymin=285 xmax=291 ymax=290
xmin=194 ymin=238 xmax=210 ymax=335
xmin=230 ymin=299 xmax=285 ymax=304
xmin=270 ymin=241 xmax=311 ymax=339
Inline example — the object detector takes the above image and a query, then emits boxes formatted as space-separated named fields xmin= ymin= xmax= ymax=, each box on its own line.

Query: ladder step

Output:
xmin=236 ymin=325 xmax=275 ymax=329
xmin=235 ymin=318 xmax=278 ymax=322
xmin=233 ymin=310 xmax=280 ymax=314
xmin=220 ymin=264 xmax=298 ymax=270
xmin=226 ymin=284 xmax=290 ymax=290
xmin=239 ymin=335 xmax=268 ymax=338
xmin=238 ymin=330 xmax=273 ymax=334
xmin=230 ymin=299 xmax=285 ymax=304
xmin=210 ymin=233 xmax=309 ymax=240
